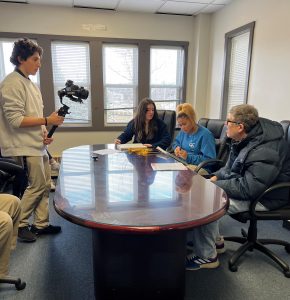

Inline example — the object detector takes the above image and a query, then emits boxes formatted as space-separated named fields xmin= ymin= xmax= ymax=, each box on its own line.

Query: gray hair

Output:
xmin=229 ymin=104 xmax=259 ymax=133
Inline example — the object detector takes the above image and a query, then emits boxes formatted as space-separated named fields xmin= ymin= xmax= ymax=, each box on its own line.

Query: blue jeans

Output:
xmin=190 ymin=199 xmax=268 ymax=258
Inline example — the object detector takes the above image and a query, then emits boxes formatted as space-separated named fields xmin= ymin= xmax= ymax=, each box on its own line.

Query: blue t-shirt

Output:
xmin=172 ymin=125 xmax=216 ymax=165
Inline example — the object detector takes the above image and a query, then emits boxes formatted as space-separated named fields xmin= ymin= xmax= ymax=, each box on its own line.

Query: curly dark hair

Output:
xmin=10 ymin=38 xmax=43 ymax=67
xmin=134 ymin=98 xmax=159 ymax=142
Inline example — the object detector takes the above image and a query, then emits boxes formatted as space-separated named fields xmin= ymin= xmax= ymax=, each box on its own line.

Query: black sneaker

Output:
xmin=18 ymin=226 xmax=37 ymax=242
xmin=30 ymin=224 xmax=61 ymax=235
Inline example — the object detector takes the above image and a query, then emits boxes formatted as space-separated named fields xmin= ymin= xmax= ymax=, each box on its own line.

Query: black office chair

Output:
xmin=224 ymin=182 xmax=290 ymax=277
xmin=0 ymin=158 xmax=27 ymax=197
xmin=0 ymin=158 xmax=27 ymax=290
xmin=195 ymin=118 xmax=230 ymax=174
xmin=224 ymin=120 xmax=290 ymax=277
xmin=157 ymin=110 xmax=176 ymax=143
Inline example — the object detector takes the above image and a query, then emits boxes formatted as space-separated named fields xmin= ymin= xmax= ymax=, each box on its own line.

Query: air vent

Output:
xmin=0 ymin=1 xmax=27 ymax=4
xmin=74 ymin=5 xmax=115 ymax=11
xmin=156 ymin=12 xmax=192 ymax=17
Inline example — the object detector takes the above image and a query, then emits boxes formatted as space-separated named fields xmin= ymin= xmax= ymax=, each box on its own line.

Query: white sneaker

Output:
xmin=50 ymin=160 xmax=60 ymax=171
xmin=50 ymin=180 xmax=56 ymax=191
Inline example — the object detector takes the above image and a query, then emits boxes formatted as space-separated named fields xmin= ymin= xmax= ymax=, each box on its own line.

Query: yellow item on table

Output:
xmin=127 ymin=147 xmax=151 ymax=156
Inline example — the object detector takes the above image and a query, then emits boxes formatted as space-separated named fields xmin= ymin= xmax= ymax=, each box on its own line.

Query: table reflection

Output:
xmin=55 ymin=145 xmax=228 ymax=230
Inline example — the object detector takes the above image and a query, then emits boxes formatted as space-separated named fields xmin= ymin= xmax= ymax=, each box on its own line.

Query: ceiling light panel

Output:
xmin=165 ymin=0 xmax=212 ymax=3
xmin=28 ymin=0 xmax=73 ymax=6
xmin=213 ymin=0 xmax=232 ymax=4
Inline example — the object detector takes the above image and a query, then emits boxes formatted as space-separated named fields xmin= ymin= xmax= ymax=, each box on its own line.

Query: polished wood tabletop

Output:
xmin=54 ymin=144 xmax=228 ymax=233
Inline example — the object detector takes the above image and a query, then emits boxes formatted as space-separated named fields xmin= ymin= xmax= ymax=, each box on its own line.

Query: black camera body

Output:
xmin=47 ymin=80 xmax=89 ymax=138
xmin=58 ymin=80 xmax=89 ymax=104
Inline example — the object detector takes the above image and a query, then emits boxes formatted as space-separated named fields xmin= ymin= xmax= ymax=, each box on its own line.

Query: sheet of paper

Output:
xmin=93 ymin=149 xmax=120 ymax=155
xmin=151 ymin=162 xmax=187 ymax=171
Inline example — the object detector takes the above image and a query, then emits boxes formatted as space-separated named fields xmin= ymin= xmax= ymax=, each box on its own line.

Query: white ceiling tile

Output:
xmin=73 ymin=0 xmax=119 ymax=9
xmin=4 ymin=0 xmax=233 ymax=15
xmin=28 ymin=0 xmax=73 ymax=6
xmin=158 ymin=2 xmax=206 ymax=15
xmin=198 ymin=3 xmax=224 ymax=14
xmin=118 ymin=0 xmax=164 ymax=13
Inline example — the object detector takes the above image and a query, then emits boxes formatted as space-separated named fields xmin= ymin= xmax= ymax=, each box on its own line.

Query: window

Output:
xmin=103 ymin=44 xmax=138 ymax=125
xmin=221 ymin=22 xmax=255 ymax=119
xmin=150 ymin=46 xmax=185 ymax=110
xmin=51 ymin=41 xmax=91 ymax=126
xmin=0 ymin=32 xmax=188 ymax=131
xmin=0 ymin=39 xmax=39 ymax=84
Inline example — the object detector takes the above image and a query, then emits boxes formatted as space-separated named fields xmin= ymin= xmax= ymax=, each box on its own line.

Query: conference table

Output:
xmin=53 ymin=144 xmax=228 ymax=300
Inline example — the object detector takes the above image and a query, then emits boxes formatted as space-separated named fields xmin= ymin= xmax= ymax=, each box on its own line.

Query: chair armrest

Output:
xmin=195 ymin=159 xmax=225 ymax=173
xmin=0 ymin=160 xmax=24 ymax=175
xmin=250 ymin=182 xmax=290 ymax=216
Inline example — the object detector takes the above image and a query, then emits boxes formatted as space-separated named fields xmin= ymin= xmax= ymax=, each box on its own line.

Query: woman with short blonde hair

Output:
xmin=173 ymin=103 xmax=216 ymax=171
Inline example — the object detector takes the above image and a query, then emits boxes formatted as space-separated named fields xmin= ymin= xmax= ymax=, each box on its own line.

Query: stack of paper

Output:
xmin=117 ymin=143 xmax=146 ymax=150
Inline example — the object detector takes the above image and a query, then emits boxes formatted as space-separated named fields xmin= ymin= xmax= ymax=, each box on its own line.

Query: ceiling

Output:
xmin=1 ymin=0 xmax=233 ymax=16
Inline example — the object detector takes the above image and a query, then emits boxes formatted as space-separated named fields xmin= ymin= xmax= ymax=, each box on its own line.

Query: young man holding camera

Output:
xmin=0 ymin=38 xmax=64 ymax=242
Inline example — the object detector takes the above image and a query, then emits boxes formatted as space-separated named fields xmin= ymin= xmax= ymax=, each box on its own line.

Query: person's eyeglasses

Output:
xmin=225 ymin=119 xmax=241 ymax=126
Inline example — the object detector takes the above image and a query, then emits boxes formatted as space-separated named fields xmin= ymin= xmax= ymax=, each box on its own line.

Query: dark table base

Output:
xmin=92 ymin=229 xmax=187 ymax=300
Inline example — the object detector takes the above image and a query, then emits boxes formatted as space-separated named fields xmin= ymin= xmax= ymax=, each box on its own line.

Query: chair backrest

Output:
xmin=198 ymin=118 xmax=227 ymax=155
xmin=157 ymin=110 xmax=176 ymax=142
xmin=0 ymin=158 xmax=27 ymax=197
xmin=280 ymin=120 xmax=290 ymax=142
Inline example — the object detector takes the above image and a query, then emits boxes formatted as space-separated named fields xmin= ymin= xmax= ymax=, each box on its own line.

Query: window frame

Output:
xmin=220 ymin=22 xmax=255 ymax=119
xmin=149 ymin=45 xmax=186 ymax=110
xmin=0 ymin=32 xmax=188 ymax=132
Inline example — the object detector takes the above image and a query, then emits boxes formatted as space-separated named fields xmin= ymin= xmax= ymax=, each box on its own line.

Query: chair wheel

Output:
xmin=285 ymin=245 xmax=290 ymax=254
xmin=241 ymin=229 xmax=247 ymax=237
xmin=15 ymin=279 xmax=26 ymax=290
xmin=228 ymin=263 xmax=238 ymax=272
xmin=284 ymin=271 xmax=290 ymax=278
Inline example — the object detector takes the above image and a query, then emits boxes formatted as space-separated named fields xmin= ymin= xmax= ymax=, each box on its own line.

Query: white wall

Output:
xmin=207 ymin=0 xmax=290 ymax=121
xmin=1 ymin=3 xmax=208 ymax=155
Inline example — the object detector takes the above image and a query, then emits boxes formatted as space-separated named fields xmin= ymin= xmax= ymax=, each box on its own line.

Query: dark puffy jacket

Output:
xmin=214 ymin=117 xmax=290 ymax=210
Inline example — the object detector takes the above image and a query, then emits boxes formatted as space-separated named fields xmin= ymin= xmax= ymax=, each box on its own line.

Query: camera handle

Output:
xmin=47 ymin=104 xmax=70 ymax=138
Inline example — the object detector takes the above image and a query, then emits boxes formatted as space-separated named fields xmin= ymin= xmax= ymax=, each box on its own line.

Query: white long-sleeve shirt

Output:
xmin=0 ymin=71 xmax=46 ymax=156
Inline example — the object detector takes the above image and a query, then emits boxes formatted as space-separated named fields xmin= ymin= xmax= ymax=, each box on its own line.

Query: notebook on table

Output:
xmin=156 ymin=146 xmax=188 ymax=166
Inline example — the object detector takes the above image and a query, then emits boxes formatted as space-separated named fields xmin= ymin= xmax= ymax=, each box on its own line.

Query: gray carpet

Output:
xmin=1 ymin=193 xmax=290 ymax=300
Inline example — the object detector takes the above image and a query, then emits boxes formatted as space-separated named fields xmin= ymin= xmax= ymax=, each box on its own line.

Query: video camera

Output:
xmin=58 ymin=80 xmax=89 ymax=104
xmin=47 ymin=80 xmax=89 ymax=138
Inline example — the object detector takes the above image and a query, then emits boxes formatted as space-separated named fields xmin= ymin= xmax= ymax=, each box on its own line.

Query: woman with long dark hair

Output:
xmin=114 ymin=98 xmax=171 ymax=150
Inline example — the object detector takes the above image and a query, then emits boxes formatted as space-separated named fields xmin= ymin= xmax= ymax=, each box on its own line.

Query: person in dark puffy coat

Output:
xmin=186 ymin=104 xmax=290 ymax=271
xmin=213 ymin=110 xmax=290 ymax=211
